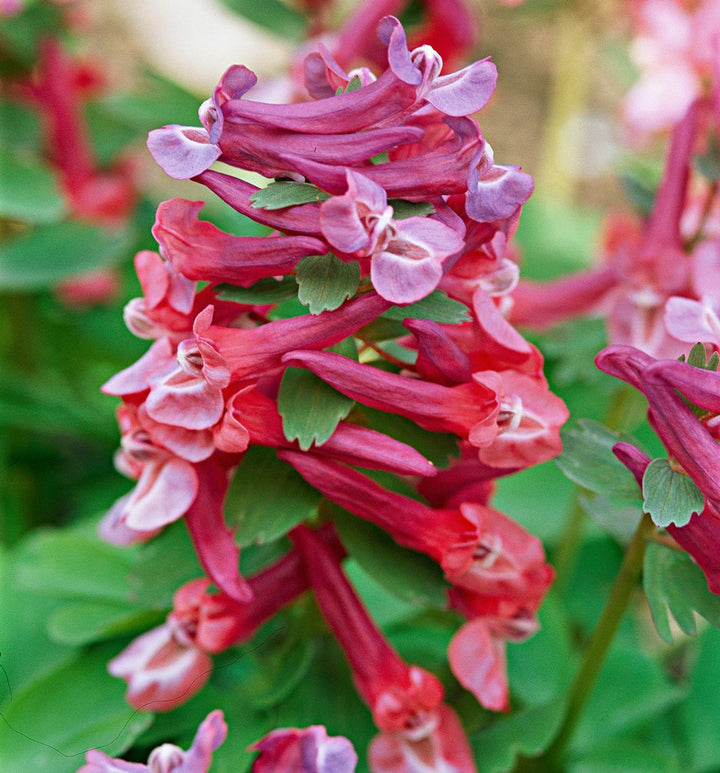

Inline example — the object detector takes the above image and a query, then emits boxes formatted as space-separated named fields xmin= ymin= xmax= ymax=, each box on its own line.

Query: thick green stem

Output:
xmin=534 ymin=513 xmax=655 ymax=770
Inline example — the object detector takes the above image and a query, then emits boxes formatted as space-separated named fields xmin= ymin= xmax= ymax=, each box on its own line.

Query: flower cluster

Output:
xmin=94 ymin=13 xmax=565 ymax=771
xmin=511 ymin=95 xmax=720 ymax=360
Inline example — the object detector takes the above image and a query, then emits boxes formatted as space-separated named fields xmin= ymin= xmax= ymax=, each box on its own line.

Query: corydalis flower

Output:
xmin=78 ymin=710 xmax=226 ymax=773
xmin=250 ymin=726 xmax=358 ymax=772
xmin=320 ymin=170 xmax=464 ymax=303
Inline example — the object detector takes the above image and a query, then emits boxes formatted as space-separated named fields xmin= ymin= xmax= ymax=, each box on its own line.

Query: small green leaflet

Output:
xmin=680 ymin=341 xmax=719 ymax=371
xmin=217 ymin=276 xmax=299 ymax=305
xmin=296 ymin=253 xmax=360 ymax=314
xmin=388 ymin=199 xmax=435 ymax=220
xmin=225 ymin=447 xmax=321 ymax=545
xmin=250 ymin=181 xmax=331 ymax=210
xmin=335 ymin=76 xmax=363 ymax=95
xmin=383 ymin=290 xmax=470 ymax=324
xmin=556 ymin=419 xmax=643 ymax=500
xmin=643 ymin=541 xmax=720 ymax=644
xmin=642 ymin=458 xmax=704 ymax=528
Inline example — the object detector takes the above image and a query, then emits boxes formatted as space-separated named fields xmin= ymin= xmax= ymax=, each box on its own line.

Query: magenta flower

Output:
xmin=152 ymin=198 xmax=328 ymax=285
xmin=249 ymin=725 xmax=358 ymax=772
xmin=320 ymin=170 xmax=464 ymax=303
xmin=77 ymin=710 xmax=226 ymax=773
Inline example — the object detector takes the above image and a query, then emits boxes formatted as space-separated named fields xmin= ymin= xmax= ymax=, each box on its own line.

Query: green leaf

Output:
xmin=616 ymin=157 xmax=662 ymax=218
xmin=216 ymin=276 xmax=299 ymax=305
xmin=127 ymin=521 xmax=201 ymax=610
xmin=296 ymin=253 xmax=360 ymax=314
xmin=643 ymin=541 xmax=720 ymax=644
xmin=0 ymin=151 xmax=66 ymax=224
xmin=681 ymin=342 xmax=719 ymax=371
xmin=571 ymin=646 xmax=684 ymax=753
xmin=383 ymin=289 xmax=470 ymax=323
xmin=278 ymin=367 xmax=354 ymax=450
xmin=242 ymin=624 xmax=316 ymax=710
xmin=0 ymin=101 xmax=41 ymax=153
xmin=343 ymin=559 xmax=418 ymax=628
xmin=47 ymin=602 xmax=161 ymax=646
xmin=674 ymin=627 xmax=720 ymax=771
xmin=0 ymin=547 xmax=76 ymax=710
xmin=219 ymin=0 xmax=307 ymax=41
xmin=694 ymin=134 xmax=720 ymax=181
xmin=471 ymin=700 xmax=565 ymax=773
xmin=361 ymin=406 xmax=459 ymax=468
xmin=333 ymin=509 xmax=448 ymax=608
xmin=642 ymin=458 xmax=704 ymax=528
xmin=579 ymin=493 xmax=643 ymax=543
xmin=13 ymin=530 xmax=136 ymax=603
xmin=98 ymin=71 xmax=203 ymax=132
xmin=506 ymin=595 xmax=575 ymax=706
xmin=249 ymin=181 xmax=331 ymax=210
xmin=569 ymin=739 xmax=682 ymax=773
xmin=0 ymin=221 xmax=134 ymax=290
xmin=225 ymin=447 xmax=321 ymax=546
xmin=0 ymin=645 xmax=153 ymax=772
xmin=556 ymin=419 xmax=642 ymax=499
xmin=388 ymin=199 xmax=435 ymax=219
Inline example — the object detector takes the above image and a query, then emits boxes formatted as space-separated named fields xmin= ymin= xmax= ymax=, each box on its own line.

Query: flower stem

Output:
xmin=534 ymin=513 xmax=654 ymax=770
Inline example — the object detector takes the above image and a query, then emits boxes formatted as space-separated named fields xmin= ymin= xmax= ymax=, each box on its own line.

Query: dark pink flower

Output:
xmin=249 ymin=725 xmax=358 ymax=772
xmin=152 ymin=199 xmax=328 ymax=285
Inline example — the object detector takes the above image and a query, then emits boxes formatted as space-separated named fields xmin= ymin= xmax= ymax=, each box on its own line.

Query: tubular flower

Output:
xmin=596 ymin=345 xmax=720 ymax=593
xmin=290 ymin=525 xmax=477 ymax=773
xmin=249 ymin=726 xmax=358 ymax=772
xmin=510 ymin=100 xmax=707 ymax=358
xmin=78 ymin=710 xmax=227 ymax=773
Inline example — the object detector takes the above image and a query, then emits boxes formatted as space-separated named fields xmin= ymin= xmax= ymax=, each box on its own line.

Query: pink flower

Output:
xmin=77 ymin=710 xmax=226 ymax=772
xmin=368 ymin=705 xmax=477 ymax=773
xmin=320 ymin=170 xmax=465 ymax=303
xmin=107 ymin=623 xmax=212 ymax=712
xmin=249 ymin=725 xmax=358 ymax=772
xmin=145 ymin=306 xmax=231 ymax=431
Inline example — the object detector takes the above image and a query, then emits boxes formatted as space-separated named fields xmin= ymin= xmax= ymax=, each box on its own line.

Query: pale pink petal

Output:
xmin=147 ymin=126 xmax=221 ymax=180
xmin=664 ymin=296 xmax=720 ymax=347
xmin=428 ymin=60 xmax=497 ymax=116
xmin=108 ymin=624 xmax=212 ymax=712
xmin=448 ymin=618 xmax=508 ymax=712
xmin=124 ymin=458 xmax=199 ymax=531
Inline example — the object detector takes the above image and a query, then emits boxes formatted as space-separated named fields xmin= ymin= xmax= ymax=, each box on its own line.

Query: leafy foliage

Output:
xmin=643 ymin=541 xmax=720 ymax=644
xmin=225 ymin=447 xmax=321 ymax=546
xmin=0 ymin=222 xmax=135 ymax=290
xmin=556 ymin=420 xmax=642 ymax=499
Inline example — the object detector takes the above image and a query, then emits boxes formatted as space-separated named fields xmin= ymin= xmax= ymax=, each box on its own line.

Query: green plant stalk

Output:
xmin=535 ymin=512 xmax=655 ymax=770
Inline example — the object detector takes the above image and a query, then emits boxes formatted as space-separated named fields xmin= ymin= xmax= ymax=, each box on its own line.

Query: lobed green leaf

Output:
xmin=225 ymin=447 xmax=321 ymax=546
xmin=295 ymin=253 xmax=360 ymax=314
xmin=383 ymin=289 xmax=470 ymax=324
xmin=643 ymin=540 xmax=720 ymax=644
xmin=642 ymin=458 xmax=704 ymax=529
